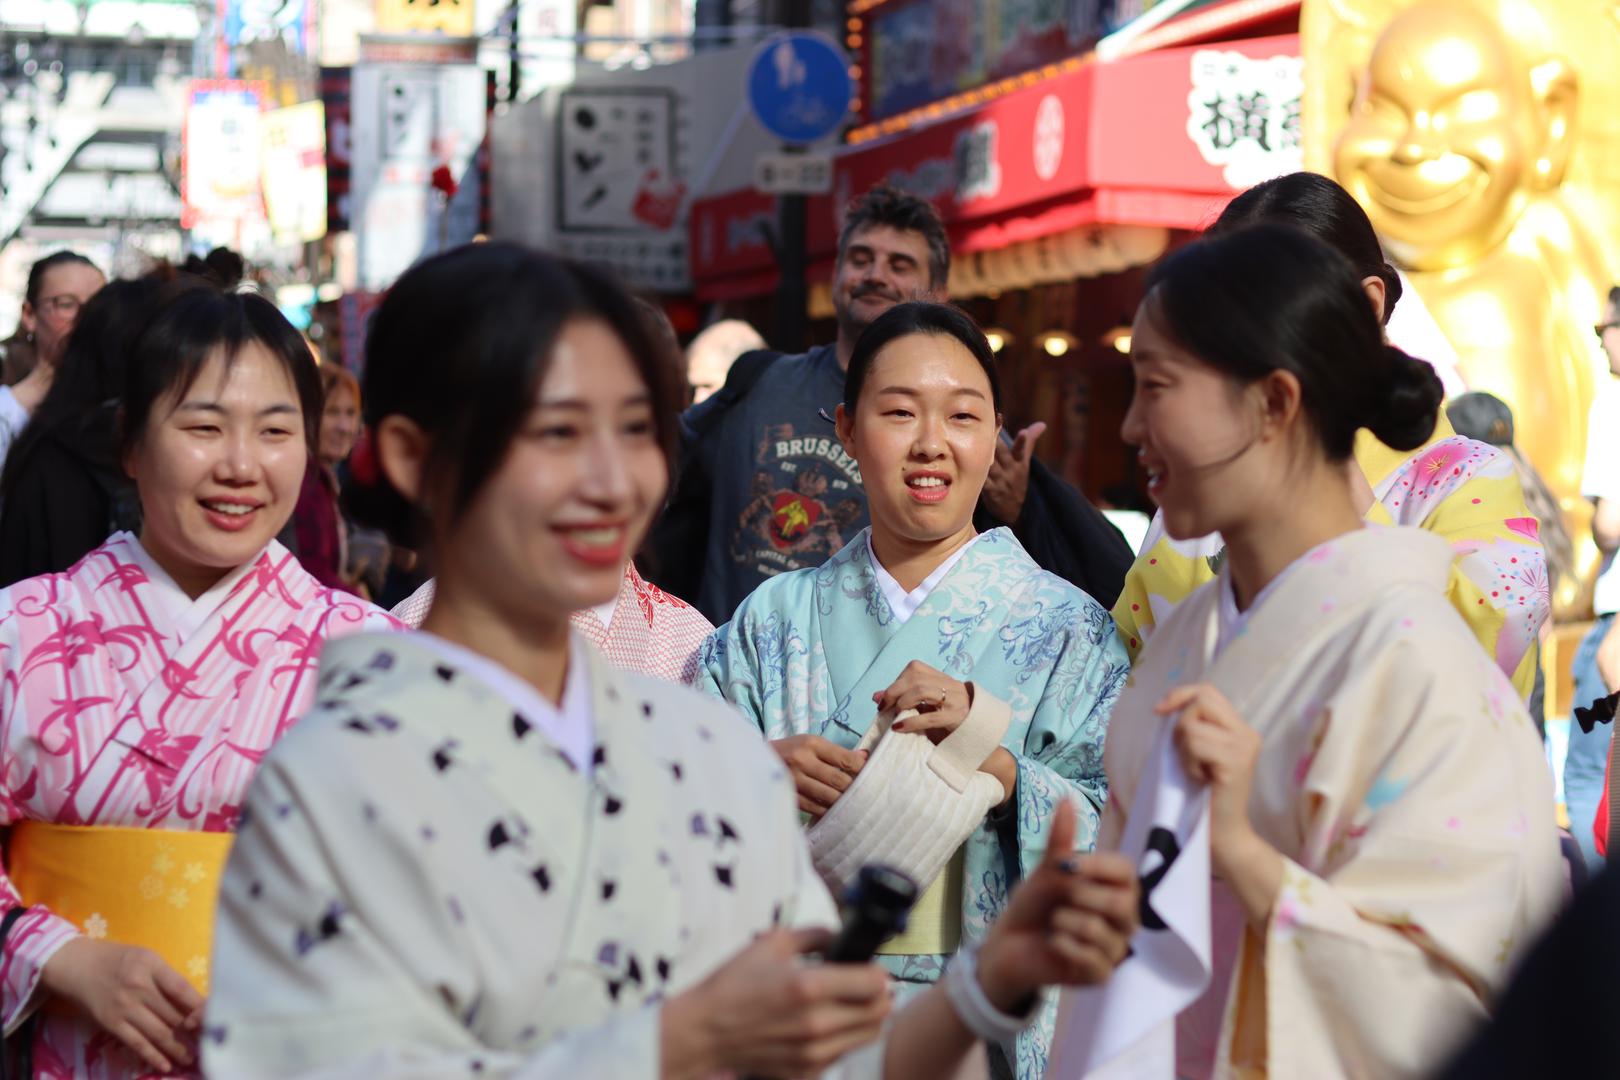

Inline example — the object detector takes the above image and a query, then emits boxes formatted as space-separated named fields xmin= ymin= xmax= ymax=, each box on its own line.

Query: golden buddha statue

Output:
xmin=1304 ymin=0 xmax=1620 ymax=609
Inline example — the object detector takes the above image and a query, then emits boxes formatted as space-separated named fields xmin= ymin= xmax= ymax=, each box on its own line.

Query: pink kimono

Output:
xmin=0 ymin=532 xmax=401 ymax=1078
xmin=392 ymin=563 xmax=716 ymax=685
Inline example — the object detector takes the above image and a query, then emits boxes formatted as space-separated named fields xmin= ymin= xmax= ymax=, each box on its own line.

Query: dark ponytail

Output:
xmin=1146 ymin=223 xmax=1442 ymax=459
xmin=1211 ymin=171 xmax=1402 ymax=325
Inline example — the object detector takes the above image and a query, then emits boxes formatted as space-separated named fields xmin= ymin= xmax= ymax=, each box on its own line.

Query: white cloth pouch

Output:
xmin=807 ymin=688 xmax=1013 ymax=897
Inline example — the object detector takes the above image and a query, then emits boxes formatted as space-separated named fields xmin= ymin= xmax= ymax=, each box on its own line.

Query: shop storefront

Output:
xmin=689 ymin=1 xmax=1303 ymax=503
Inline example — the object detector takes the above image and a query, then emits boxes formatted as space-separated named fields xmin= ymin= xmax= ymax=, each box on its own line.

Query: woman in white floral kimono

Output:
xmin=1107 ymin=223 xmax=1562 ymax=1078
xmin=698 ymin=302 xmax=1128 ymax=1079
xmin=204 ymin=244 xmax=1142 ymax=1079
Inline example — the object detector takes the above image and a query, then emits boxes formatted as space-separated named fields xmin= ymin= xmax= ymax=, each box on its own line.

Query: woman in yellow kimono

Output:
xmin=1113 ymin=173 xmax=1547 ymax=700
xmin=1106 ymin=223 xmax=1561 ymax=1077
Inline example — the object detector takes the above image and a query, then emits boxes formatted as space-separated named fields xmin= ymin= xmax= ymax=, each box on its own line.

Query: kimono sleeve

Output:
xmin=0 ymin=590 xmax=83 ymax=1036
xmin=694 ymin=619 xmax=768 ymax=731
xmin=1111 ymin=516 xmax=1221 ymax=661
xmin=205 ymin=747 xmax=662 ymax=1079
xmin=1405 ymin=465 xmax=1547 ymax=701
xmin=1006 ymin=607 xmax=1131 ymax=869
xmin=1239 ymin=637 xmax=1561 ymax=1078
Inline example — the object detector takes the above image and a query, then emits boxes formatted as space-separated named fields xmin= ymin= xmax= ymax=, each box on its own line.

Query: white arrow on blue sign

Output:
xmin=746 ymin=31 xmax=854 ymax=145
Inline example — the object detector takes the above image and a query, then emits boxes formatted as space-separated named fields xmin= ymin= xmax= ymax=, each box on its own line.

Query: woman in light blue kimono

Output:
xmin=699 ymin=301 xmax=1129 ymax=1079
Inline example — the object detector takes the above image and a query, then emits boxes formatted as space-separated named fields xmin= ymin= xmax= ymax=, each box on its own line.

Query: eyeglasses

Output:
xmin=38 ymin=295 xmax=83 ymax=318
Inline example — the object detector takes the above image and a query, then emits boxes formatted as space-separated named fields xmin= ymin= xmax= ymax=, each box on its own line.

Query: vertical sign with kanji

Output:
xmin=351 ymin=60 xmax=485 ymax=288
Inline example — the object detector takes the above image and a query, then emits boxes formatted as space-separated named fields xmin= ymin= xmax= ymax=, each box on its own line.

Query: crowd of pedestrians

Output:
xmin=0 ymin=173 xmax=1599 ymax=1078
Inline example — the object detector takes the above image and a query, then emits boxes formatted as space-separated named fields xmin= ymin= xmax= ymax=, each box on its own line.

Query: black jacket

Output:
xmin=0 ymin=409 xmax=138 ymax=587
xmin=644 ymin=350 xmax=1134 ymax=613
xmin=974 ymin=455 xmax=1133 ymax=610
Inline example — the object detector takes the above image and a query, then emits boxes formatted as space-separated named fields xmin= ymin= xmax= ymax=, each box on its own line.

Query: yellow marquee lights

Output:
xmin=846 ymin=55 xmax=1089 ymax=145
xmin=1102 ymin=326 xmax=1132 ymax=354
xmin=1039 ymin=331 xmax=1078 ymax=358
xmin=983 ymin=328 xmax=1013 ymax=354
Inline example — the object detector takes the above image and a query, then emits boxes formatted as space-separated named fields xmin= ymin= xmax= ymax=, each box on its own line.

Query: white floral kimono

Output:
xmin=1103 ymin=526 xmax=1562 ymax=1078
xmin=203 ymin=630 xmax=887 ymax=1079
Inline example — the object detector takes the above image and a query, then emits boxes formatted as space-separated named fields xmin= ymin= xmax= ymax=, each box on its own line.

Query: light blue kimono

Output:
xmin=697 ymin=527 xmax=1128 ymax=1079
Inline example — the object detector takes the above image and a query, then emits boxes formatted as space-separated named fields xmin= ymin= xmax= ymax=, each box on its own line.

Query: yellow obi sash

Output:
xmin=9 ymin=823 xmax=233 ymax=994
xmin=876 ymin=848 xmax=963 ymax=956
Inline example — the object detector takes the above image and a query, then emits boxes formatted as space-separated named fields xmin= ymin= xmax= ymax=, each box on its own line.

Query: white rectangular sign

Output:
xmin=753 ymin=152 xmax=833 ymax=195
xmin=351 ymin=60 xmax=485 ymax=290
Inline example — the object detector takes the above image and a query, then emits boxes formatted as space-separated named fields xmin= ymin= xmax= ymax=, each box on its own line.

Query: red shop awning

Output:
xmin=690 ymin=31 xmax=1301 ymax=300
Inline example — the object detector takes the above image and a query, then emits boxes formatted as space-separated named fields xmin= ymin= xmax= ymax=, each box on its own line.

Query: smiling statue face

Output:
xmin=443 ymin=318 xmax=668 ymax=620
xmin=128 ymin=342 xmax=308 ymax=598
xmin=837 ymin=332 xmax=998 ymax=550
xmin=1334 ymin=0 xmax=1552 ymax=269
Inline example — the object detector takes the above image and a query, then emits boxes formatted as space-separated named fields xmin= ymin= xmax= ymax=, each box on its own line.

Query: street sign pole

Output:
xmin=774 ymin=0 xmax=809 ymax=355
xmin=776 ymin=145 xmax=808 ymax=354
xmin=745 ymin=21 xmax=850 ymax=356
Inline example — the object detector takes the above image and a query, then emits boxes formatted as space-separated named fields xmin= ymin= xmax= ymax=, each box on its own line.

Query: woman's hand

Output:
xmin=770 ymin=735 xmax=866 ymax=819
xmin=976 ymin=800 xmax=1139 ymax=1011
xmin=1158 ymin=684 xmax=1284 ymax=925
xmin=1157 ymin=684 xmax=1261 ymax=872
xmin=875 ymin=661 xmax=972 ymax=740
xmin=41 ymin=937 xmax=203 ymax=1074
xmin=661 ymin=927 xmax=892 ymax=1079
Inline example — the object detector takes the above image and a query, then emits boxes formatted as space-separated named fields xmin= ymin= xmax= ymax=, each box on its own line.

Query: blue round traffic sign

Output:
xmin=746 ymin=31 xmax=853 ymax=145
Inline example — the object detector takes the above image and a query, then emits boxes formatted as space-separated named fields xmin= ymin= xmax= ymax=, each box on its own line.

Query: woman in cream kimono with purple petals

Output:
xmin=1105 ymin=224 xmax=1560 ymax=1079
xmin=205 ymin=245 xmax=1143 ymax=1080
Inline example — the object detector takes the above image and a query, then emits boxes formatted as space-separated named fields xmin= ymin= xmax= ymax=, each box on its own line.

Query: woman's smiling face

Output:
xmin=836 ymin=331 xmax=999 ymax=548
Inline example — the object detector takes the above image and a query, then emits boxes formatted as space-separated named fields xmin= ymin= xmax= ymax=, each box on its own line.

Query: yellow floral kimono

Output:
xmin=1103 ymin=526 xmax=1562 ymax=1078
xmin=1113 ymin=416 xmax=1548 ymax=699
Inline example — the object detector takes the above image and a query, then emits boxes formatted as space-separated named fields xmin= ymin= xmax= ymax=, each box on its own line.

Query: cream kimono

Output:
xmin=204 ymin=631 xmax=877 ymax=1078
xmin=1103 ymin=526 xmax=1561 ymax=1079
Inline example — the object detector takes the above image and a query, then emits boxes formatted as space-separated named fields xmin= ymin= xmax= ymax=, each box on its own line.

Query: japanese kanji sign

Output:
xmin=1185 ymin=49 xmax=1303 ymax=189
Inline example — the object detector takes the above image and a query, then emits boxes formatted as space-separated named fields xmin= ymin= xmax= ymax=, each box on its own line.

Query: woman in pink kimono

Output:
xmin=1105 ymin=224 xmax=1561 ymax=1077
xmin=0 ymin=282 xmax=399 ymax=1078
xmin=390 ymin=562 xmax=714 ymax=685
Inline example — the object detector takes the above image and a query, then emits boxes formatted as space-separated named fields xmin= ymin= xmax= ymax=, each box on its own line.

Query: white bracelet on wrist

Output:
xmin=943 ymin=943 xmax=1043 ymax=1044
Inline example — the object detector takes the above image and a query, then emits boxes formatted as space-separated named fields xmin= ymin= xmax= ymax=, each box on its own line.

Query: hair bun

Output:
xmin=1366 ymin=345 xmax=1443 ymax=451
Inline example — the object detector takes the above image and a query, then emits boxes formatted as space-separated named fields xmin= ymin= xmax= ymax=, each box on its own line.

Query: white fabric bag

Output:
xmin=807 ymin=689 xmax=1012 ymax=895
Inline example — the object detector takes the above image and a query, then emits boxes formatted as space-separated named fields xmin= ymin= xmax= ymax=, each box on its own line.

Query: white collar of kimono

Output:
xmin=1214 ymin=534 xmax=1339 ymax=658
xmin=407 ymin=630 xmax=596 ymax=777
xmin=865 ymin=531 xmax=981 ymax=626
xmin=590 ymin=598 xmax=617 ymax=632
xmin=113 ymin=530 xmax=272 ymax=643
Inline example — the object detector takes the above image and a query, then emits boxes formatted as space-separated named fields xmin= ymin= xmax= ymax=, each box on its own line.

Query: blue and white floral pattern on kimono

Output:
xmin=697 ymin=527 xmax=1129 ymax=1079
